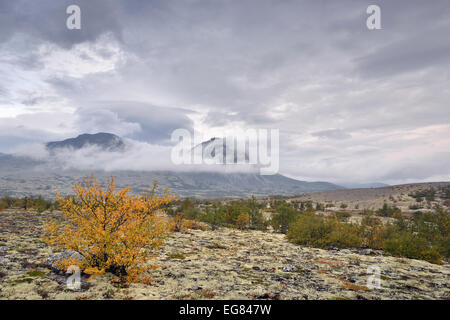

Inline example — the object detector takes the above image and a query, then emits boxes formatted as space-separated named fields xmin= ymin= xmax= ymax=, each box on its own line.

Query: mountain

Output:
xmin=145 ymin=171 xmax=341 ymax=198
xmin=0 ymin=168 xmax=343 ymax=199
xmin=46 ymin=133 xmax=126 ymax=152
xmin=0 ymin=133 xmax=344 ymax=199
xmin=193 ymin=137 xmax=249 ymax=164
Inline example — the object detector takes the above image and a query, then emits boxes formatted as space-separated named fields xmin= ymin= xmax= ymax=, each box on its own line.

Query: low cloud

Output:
xmin=11 ymin=138 xmax=258 ymax=174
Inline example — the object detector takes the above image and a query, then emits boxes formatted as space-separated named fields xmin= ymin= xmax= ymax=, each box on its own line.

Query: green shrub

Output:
xmin=199 ymin=203 xmax=226 ymax=230
xmin=286 ymin=208 xmax=449 ymax=264
xmin=327 ymin=223 xmax=362 ymax=248
xmin=0 ymin=196 xmax=56 ymax=212
xmin=246 ymin=197 xmax=268 ymax=231
xmin=0 ymin=200 xmax=6 ymax=211
xmin=270 ymin=202 xmax=299 ymax=233
xmin=383 ymin=232 xmax=441 ymax=264
xmin=315 ymin=203 xmax=325 ymax=211
xmin=198 ymin=199 xmax=267 ymax=231
xmin=287 ymin=214 xmax=361 ymax=248
xmin=376 ymin=203 xmax=400 ymax=217
xmin=334 ymin=211 xmax=351 ymax=221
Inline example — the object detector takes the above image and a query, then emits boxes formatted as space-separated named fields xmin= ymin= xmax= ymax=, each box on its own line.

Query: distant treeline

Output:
xmin=0 ymin=196 xmax=58 ymax=213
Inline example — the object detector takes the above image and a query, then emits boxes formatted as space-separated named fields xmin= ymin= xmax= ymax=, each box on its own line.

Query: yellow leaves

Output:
xmin=236 ymin=213 xmax=251 ymax=230
xmin=45 ymin=175 xmax=176 ymax=283
xmin=84 ymin=267 xmax=105 ymax=275
xmin=180 ymin=219 xmax=208 ymax=231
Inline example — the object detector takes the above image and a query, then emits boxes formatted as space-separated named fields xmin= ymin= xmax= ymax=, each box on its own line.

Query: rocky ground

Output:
xmin=0 ymin=209 xmax=449 ymax=300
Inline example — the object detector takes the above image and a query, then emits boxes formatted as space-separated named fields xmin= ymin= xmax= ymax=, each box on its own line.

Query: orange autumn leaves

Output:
xmin=45 ymin=176 xmax=176 ymax=282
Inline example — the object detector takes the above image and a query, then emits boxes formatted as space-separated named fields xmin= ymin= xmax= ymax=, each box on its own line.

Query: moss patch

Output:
xmin=166 ymin=252 xmax=186 ymax=260
xmin=26 ymin=270 xmax=46 ymax=277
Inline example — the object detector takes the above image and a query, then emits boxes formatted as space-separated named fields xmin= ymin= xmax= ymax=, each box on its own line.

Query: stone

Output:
xmin=358 ymin=249 xmax=370 ymax=255
xmin=257 ymin=292 xmax=280 ymax=300
xmin=0 ymin=257 xmax=10 ymax=264
xmin=46 ymin=250 xmax=83 ymax=273
xmin=282 ymin=264 xmax=298 ymax=272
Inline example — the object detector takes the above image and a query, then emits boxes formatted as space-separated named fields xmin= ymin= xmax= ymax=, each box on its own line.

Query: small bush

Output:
xmin=334 ymin=211 xmax=351 ymax=221
xmin=170 ymin=212 xmax=185 ymax=232
xmin=287 ymin=214 xmax=361 ymax=248
xmin=182 ymin=219 xmax=207 ymax=231
xmin=45 ymin=176 xmax=175 ymax=283
xmin=236 ymin=213 xmax=250 ymax=230
xmin=0 ymin=200 xmax=6 ymax=211
xmin=359 ymin=215 xmax=386 ymax=249
xmin=327 ymin=223 xmax=362 ymax=248
xmin=199 ymin=206 xmax=224 ymax=230
xmin=197 ymin=199 xmax=267 ymax=231
xmin=376 ymin=203 xmax=400 ymax=217
xmin=270 ymin=202 xmax=299 ymax=234
xmin=383 ymin=232 xmax=442 ymax=264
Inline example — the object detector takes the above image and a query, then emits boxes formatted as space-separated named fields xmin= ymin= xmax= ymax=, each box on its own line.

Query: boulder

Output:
xmin=46 ymin=250 xmax=83 ymax=273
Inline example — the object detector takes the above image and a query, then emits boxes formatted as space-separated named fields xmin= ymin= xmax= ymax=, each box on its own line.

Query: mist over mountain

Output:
xmin=0 ymin=133 xmax=343 ymax=198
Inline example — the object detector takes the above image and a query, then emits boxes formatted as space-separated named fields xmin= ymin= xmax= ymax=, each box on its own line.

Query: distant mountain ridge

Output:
xmin=46 ymin=133 xmax=126 ymax=152
xmin=340 ymin=182 xmax=390 ymax=189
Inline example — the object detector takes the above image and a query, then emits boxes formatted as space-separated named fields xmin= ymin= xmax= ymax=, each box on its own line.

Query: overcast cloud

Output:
xmin=0 ymin=0 xmax=449 ymax=185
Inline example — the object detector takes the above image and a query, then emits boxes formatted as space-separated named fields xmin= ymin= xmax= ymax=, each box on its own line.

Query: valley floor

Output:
xmin=0 ymin=209 xmax=448 ymax=300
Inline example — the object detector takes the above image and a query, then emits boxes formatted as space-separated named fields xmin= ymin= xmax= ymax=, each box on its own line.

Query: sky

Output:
xmin=0 ymin=0 xmax=449 ymax=185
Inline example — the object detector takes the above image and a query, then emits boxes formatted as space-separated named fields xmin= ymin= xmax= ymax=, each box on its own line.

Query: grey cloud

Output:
xmin=204 ymin=110 xmax=273 ymax=128
xmin=0 ymin=0 xmax=122 ymax=48
xmin=76 ymin=102 xmax=195 ymax=144
xmin=1 ymin=1 xmax=449 ymax=184
xmin=311 ymin=129 xmax=352 ymax=140
xmin=355 ymin=27 xmax=450 ymax=78
xmin=370 ymin=151 xmax=450 ymax=184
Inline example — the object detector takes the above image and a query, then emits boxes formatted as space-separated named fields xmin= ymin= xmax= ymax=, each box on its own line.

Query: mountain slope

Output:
xmin=46 ymin=133 xmax=126 ymax=152
xmin=0 ymin=167 xmax=343 ymax=199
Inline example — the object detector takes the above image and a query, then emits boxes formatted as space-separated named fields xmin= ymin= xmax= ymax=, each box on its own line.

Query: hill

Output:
xmin=46 ymin=133 xmax=126 ymax=152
